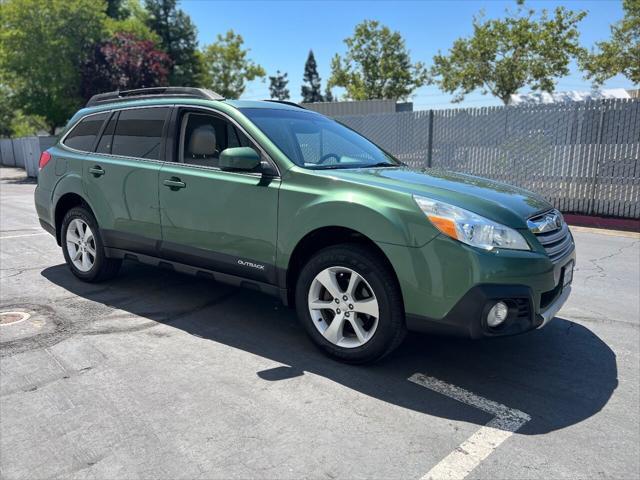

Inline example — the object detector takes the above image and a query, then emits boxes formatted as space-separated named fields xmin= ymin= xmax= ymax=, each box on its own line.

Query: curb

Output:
xmin=564 ymin=214 xmax=640 ymax=233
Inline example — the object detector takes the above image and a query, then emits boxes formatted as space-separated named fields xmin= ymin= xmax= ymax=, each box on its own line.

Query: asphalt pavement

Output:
xmin=1 ymin=167 xmax=638 ymax=480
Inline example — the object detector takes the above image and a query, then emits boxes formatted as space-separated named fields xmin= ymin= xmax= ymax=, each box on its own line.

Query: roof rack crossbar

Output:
xmin=86 ymin=87 xmax=224 ymax=107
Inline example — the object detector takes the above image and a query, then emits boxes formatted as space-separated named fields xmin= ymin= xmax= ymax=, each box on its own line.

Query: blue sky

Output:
xmin=181 ymin=0 xmax=633 ymax=109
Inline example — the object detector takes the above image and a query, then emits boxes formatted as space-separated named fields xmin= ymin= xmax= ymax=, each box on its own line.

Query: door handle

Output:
xmin=89 ymin=166 xmax=105 ymax=177
xmin=163 ymin=177 xmax=186 ymax=190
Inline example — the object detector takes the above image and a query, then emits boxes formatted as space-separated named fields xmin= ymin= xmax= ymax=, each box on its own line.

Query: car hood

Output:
xmin=323 ymin=167 xmax=552 ymax=228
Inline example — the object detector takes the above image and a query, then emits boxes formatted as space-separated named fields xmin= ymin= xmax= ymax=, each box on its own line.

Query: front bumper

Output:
xmin=378 ymin=232 xmax=575 ymax=338
xmin=538 ymin=285 xmax=571 ymax=329
xmin=405 ymin=281 xmax=572 ymax=338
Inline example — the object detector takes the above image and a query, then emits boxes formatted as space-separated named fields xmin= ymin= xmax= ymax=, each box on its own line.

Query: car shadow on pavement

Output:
xmin=0 ymin=176 xmax=37 ymax=185
xmin=42 ymin=262 xmax=618 ymax=436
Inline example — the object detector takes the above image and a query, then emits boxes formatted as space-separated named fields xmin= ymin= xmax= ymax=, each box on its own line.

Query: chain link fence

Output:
xmin=337 ymin=99 xmax=640 ymax=219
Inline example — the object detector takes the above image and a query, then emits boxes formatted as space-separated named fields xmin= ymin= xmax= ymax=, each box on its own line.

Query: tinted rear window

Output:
xmin=63 ymin=113 xmax=109 ymax=152
xmin=111 ymin=107 xmax=169 ymax=159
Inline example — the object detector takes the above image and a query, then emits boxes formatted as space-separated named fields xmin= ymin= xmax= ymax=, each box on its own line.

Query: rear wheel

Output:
xmin=61 ymin=206 xmax=121 ymax=282
xmin=295 ymin=244 xmax=406 ymax=363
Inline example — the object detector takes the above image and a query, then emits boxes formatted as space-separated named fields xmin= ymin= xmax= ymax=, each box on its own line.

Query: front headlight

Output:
xmin=413 ymin=195 xmax=530 ymax=251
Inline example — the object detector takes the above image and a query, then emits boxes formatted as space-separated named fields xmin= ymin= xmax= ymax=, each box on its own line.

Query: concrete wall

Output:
xmin=0 ymin=136 xmax=57 ymax=177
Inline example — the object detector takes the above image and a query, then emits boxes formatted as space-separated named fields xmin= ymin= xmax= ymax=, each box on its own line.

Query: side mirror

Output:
xmin=219 ymin=147 xmax=260 ymax=171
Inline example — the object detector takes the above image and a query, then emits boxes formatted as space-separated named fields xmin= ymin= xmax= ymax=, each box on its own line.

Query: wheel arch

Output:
xmin=284 ymin=226 xmax=402 ymax=307
xmin=54 ymin=193 xmax=95 ymax=245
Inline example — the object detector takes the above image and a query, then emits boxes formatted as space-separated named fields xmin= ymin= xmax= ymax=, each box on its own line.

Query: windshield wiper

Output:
xmin=309 ymin=164 xmax=351 ymax=170
xmin=365 ymin=162 xmax=401 ymax=168
xmin=310 ymin=162 xmax=402 ymax=170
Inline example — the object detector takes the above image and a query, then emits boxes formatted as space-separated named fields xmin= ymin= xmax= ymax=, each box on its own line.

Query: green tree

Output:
xmin=0 ymin=81 xmax=54 ymax=139
xmin=201 ymin=30 xmax=265 ymax=99
xmin=106 ymin=17 xmax=160 ymax=43
xmin=329 ymin=20 xmax=428 ymax=101
xmin=0 ymin=0 xmax=107 ymax=133
xmin=8 ymin=110 xmax=48 ymax=137
xmin=105 ymin=1 xmax=160 ymax=43
xmin=430 ymin=4 xmax=587 ymax=104
xmin=106 ymin=0 xmax=130 ymax=19
xmin=269 ymin=70 xmax=290 ymax=100
xmin=324 ymin=85 xmax=334 ymax=102
xmin=0 ymin=85 xmax=19 ymax=137
xmin=144 ymin=0 xmax=203 ymax=86
xmin=580 ymin=0 xmax=639 ymax=85
xmin=301 ymin=50 xmax=324 ymax=103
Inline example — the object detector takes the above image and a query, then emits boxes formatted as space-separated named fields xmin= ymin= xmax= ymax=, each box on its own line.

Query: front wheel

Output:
xmin=295 ymin=244 xmax=406 ymax=363
xmin=61 ymin=206 xmax=121 ymax=282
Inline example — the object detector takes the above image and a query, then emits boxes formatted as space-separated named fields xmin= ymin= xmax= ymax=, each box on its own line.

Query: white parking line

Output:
xmin=409 ymin=373 xmax=531 ymax=480
xmin=0 ymin=232 xmax=48 ymax=240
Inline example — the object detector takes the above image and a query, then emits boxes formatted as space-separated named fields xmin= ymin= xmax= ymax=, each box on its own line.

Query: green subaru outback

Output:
xmin=35 ymin=87 xmax=575 ymax=363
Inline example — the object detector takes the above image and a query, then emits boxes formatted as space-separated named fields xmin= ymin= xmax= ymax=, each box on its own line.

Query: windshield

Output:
xmin=240 ymin=108 xmax=401 ymax=169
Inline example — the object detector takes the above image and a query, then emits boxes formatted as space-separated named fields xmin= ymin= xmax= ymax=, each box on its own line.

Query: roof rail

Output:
xmin=86 ymin=87 xmax=224 ymax=107
xmin=262 ymin=99 xmax=307 ymax=110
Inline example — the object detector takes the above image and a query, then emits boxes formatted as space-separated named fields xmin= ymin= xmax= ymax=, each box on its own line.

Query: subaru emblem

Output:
xmin=527 ymin=210 xmax=563 ymax=234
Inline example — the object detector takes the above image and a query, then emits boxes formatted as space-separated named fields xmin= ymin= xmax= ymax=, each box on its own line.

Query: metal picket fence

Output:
xmin=337 ymin=99 xmax=640 ymax=219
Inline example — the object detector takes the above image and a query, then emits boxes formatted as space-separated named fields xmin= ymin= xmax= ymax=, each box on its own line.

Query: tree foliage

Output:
xmin=81 ymin=33 xmax=172 ymax=101
xmin=430 ymin=5 xmax=587 ymax=104
xmin=0 ymin=87 xmax=14 ymax=137
xmin=106 ymin=0 xmax=130 ymax=19
xmin=580 ymin=0 xmax=639 ymax=85
xmin=0 ymin=86 xmax=46 ymax=138
xmin=202 ymin=30 xmax=265 ymax=99
xmin=329 ymin=20 xmax=428 ymax=101
xmin=144 ymin=0 xmax=202 ymax=86
xmin=269 ymin=71 xmax=290 ymax=100
xmin=301 ymin=50 xmax=324 ymax=103
xmin=0 ymin=0 xmax=107 ymax=133
xmin=324 ymin=86 xmax=334 ymax=102
xmin=105 ymin=1 xmax=160 ymax=43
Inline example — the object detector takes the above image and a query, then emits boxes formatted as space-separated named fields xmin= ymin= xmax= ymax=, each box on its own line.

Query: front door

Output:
xmin=158 ymin=109 xmax=280 ymax=284
xmin=83 ymin=106 xmax=170 ymax=255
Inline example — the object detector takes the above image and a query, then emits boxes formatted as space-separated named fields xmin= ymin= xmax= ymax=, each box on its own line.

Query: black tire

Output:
xmin=60 ymin=206 xmax=121 ymax=282
xmin=295 ymin=244 xmax=406 ymax=363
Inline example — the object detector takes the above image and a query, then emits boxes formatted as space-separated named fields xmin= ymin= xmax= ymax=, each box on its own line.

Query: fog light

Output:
xmin=487 ymin=301 xmax=509 ymax=327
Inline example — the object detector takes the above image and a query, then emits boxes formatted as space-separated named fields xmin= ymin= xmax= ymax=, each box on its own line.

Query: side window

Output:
xmin=180 ymin=112 xmax=254 ymax=169
xmin=111 ymin=107 xmax=169 ymax=160
xmin=63 ymin=113 xmax=109 ymax=152
xmin=96 ymin=112 xmax=118 ymax=154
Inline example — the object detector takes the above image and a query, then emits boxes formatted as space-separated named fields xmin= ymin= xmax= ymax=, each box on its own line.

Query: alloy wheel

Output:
xmin=66 ymin=218 xmax=96 ymax=272
xmin=307 ymin=266 xmax=380 ymax=348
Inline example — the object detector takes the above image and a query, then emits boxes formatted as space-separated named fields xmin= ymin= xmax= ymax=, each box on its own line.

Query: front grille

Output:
xmin=529 ymin=210 xmax=574 ymax=262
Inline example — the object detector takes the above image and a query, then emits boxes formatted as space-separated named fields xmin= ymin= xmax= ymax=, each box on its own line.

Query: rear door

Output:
xmin=83 ymin=106 xmax=170 ymax=256
xmin=158 ymin=107 xmax=280 ymax=284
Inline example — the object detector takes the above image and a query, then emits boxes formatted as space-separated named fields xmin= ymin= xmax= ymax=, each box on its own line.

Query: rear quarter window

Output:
xmin=62 ymin=112 xmax=109 ymax=152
